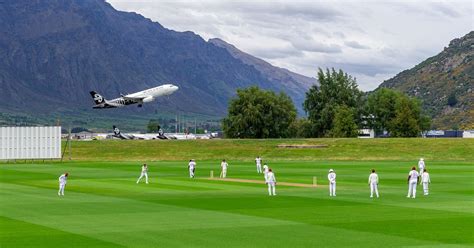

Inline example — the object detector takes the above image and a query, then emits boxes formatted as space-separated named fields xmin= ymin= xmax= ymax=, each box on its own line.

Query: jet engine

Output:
xmin=142 ymin=96 xmax=154 ymax=103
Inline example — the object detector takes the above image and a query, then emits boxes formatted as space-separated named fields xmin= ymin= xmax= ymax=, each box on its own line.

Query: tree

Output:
xmin=367 ymin=88 xmax=431 ymax=137
xmin=147 ymin=119 xmax=160 ymax=133
xmin=366 ymin=88 xmax=401 ymax=135
xmin=222 ymin=86 xmax=297 ymax=138
xmin=303 ymin=68 xmax=362 ymax=137
xmin=288 ymin=118 xmax=312 ymax=138
xmin=389 ymin=96 xmax=421 ymax=137
xmin=330 ymin=105 xmax=359 ymax=137
xmin=447 ymin=92 xmax=458 ymax=107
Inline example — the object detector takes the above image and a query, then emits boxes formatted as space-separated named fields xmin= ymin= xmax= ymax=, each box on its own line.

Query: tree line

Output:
xmin=223 ymin=68 xmax=430 ymax=138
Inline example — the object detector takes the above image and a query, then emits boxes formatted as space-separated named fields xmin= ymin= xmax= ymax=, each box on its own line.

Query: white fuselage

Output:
xmin=92 ymin=84 xmax=179 ymax=108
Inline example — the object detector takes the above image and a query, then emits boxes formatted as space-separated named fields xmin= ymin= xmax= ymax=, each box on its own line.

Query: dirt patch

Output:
xmin=205 ymin=177 xmax=317 ymax=188
xmin=277 ymin=144 xmax=328 ymax=149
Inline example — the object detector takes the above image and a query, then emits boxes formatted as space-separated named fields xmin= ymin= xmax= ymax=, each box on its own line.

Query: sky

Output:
xmin=107 ymin=0 xmax=473 ymax=91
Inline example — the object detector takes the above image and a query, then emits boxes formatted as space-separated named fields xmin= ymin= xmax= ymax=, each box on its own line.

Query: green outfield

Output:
xmin=1 ymin=139 xmax=473 ymax=247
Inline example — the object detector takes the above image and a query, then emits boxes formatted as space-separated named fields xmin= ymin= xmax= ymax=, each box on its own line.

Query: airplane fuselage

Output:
xmin=91 ymin=84 xmax=178 ymax=109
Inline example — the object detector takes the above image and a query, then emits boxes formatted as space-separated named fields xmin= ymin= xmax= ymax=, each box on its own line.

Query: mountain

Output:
xmin=0 ymin=0 xmax=314 ymax=128
xmin=378 ymin=31 xmax=474 ymax=129
xmin=209 ymin=38 xmax=314 ymax=107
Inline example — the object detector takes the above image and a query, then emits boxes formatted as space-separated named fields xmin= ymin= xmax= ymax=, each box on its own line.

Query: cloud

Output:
xmin=107 ymin=0 xmax=473 ymax=91
xmin=344 ymin=41 xmax=370 ymax=50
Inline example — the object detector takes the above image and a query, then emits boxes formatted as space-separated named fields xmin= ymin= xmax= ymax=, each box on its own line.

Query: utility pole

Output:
xmin=194 ymin=118 xmax=197 ymax=134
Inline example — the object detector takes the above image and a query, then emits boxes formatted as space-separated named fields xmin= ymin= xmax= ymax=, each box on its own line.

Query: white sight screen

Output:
xmin=0 ymin=126 xmax=61 ymax=160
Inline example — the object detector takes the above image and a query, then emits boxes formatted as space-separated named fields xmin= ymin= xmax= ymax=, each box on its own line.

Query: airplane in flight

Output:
xmin=90 ymin=84 xmax=179 ymax=108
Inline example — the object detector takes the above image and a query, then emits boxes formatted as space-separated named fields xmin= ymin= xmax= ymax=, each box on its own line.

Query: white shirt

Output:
xmin=266 ymin=172 xmax=276 ymax=183
xmin=418 ymin=160 xmax=425 ymax=170
xmin=409 ymin=170 xmax=419 ymax=182
xmin=142 ymin=166 xmax=148 ymax=173
xmin=328 ymin=172 xmax=336 ymax=183
xmin=263 ymin=165 xmax=269 ymax=173
xmin=189 ymin=161 xmax=196 ymax=169
xmin=221 ymin=162 xmax=228 ymax=170
xmin=421 ymin=172 xmax=431 ymax=183
xmin=368 ymin=173 xmax=378 ymax=184
xmin=59 ymin=174 xmax=67 ymax=185
xmin=255 ymin=157 xmax=262 ymax=165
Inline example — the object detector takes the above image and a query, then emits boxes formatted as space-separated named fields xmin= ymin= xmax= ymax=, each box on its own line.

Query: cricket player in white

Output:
xmin=368 ymin=169 xmax=379 ymax=198
xmin=265 ymin=168 xmax=277 ymax=196
xmin=136 ymin=163 xmax=149 ymax=184
xmin=255 ymin=156 xmax=262 ymax=173
xmin=328 ymin=169 xmax=336 ymax=197
xmin=188 ymin=159 xmax=196 ymax=178
xmin=58 ymin=172 xmax=68 ymax=196
xmin=418 ymin=158 xmax=425 ymax=176
xmin=407 ymin=166 xmax=419 ymax=198
xmin=263 ymin=163 xmax=269 ymax=179
xmin=420 ymin=169 xmax=431 ymax=195
xmin=220 ymin=159 xmax=228 ymax=178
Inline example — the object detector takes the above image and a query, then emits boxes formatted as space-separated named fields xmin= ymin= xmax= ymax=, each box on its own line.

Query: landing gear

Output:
xmin=138 ymin=104 xmax=143 ymax=108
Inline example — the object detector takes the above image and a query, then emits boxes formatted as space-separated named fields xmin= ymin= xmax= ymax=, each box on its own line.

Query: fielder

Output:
xmin=407 ymin=166 xmax=419 ymax=198
xmin=255 ymin=156 xmax=262 ymax=173
xmin=368 ymin=169 xmax=379 ymax=198
xmin=136 ymin=163 xmax=149 ymax=184
xmin=420 ymin=169 xmax=431 ymax=195
xmin=220 ymin=159 xmax=228 ymax=178
xmin=328 ymin=169 xmax=336 ymax=197
xmin=265 ymin=168 xmax=277 ymax=196
xmin=263 ymin=163 xmax=269 ymax=179
xmin=418 ymin=158 xmax=425 ymax=176
xmin=58 ymin=172 xmax=68 ymax=196
xmin=188 ymin=159 xmax=196 ymax=178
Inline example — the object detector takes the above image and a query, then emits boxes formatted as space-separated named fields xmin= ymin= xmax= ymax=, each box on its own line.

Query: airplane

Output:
xmin=90 ymin=84 xmax=179 ymax=108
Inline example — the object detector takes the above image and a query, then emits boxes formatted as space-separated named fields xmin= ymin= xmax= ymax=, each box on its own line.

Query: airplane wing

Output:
xmin=122 ymin=95 xmax=146 ymax=101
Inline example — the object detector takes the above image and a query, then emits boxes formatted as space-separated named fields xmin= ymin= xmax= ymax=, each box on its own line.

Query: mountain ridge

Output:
xmin=0 ymin=0 xmax=313 ymax=127
xmin=378 ymin=31 xmax=474 ymax=129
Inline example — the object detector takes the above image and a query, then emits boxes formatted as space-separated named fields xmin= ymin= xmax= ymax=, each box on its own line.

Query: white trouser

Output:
xmin=256 ymin=164 xmax=262 ymax=173
xmin=58 ymin=183 xmax=66 ymax=195
xmin=370 ymin=183 xmax=379 ymax=197
xmin=329 ymin=182 xmax=336 ymax=196
xmin=422 ymin=182 xmax=429 ymax=195
xmin=189 ymin=168 xmax=195 ymax=178
xmin=419 ymin=170 xmax=424 ymax=176
xmin=267 ymin=182 xmax=276 ymax=195
xmin=407 ymin=181 xmax=417 ymax=198
xmin=221 ymin=169 xmax=227 ymax=178
xmin=137 ymin=172 xmax=148 ymax=183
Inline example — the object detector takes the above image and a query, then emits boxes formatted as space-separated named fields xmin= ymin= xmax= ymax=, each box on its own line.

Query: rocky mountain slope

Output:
xmin=379 ymin=31 xmax=474 ymax=129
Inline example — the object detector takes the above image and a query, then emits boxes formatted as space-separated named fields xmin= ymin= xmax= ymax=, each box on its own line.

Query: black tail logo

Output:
xmin=90 ymin=91 xmax=105 ymax=104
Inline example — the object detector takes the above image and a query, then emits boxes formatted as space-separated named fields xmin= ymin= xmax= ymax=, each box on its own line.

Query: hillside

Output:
xmin=0 ymin=0 xmax=313 ymax=128
xmin=378 ymin=31 xmax=474 ymax=129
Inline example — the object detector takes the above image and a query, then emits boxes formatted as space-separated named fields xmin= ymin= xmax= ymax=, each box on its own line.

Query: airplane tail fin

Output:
xmin=90 ymin=91 xmax=106 ymax=104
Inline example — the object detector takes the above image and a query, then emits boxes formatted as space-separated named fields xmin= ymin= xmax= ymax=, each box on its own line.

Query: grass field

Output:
xmin=1 ymin=139 xmax=473 ymax=247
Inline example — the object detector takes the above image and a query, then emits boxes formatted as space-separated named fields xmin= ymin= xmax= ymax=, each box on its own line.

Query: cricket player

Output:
xmin=418 ymin=158 xmax=425 ymax=176
xmin=58 ymin=172 xmax=68 ymax=196
xmin=136 ymin=163 xmax=149 ymax=184
xmin=368 ymin=169 xmax=379 ymax=198
xmin=328 ymin=169 xmax=336 ymax=197
xmin=265 ymin=168 xmax=277 ymax=196
xmin=188 ymin=159 xmax=196 ymax=178
xmin=220 ymin=159 xmax=228 ymax=178
xmin=420 ymin=169 xmax=431 ymax=195
xmin=263 ymin=163 xmax=269 ymax=179
xmin=407 ymin=166 xmax=419 ymax=198
xmin=255 ymin=156 xmax=262 ymax=173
